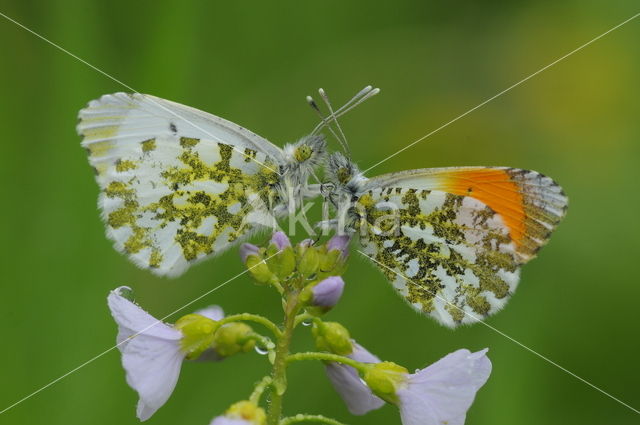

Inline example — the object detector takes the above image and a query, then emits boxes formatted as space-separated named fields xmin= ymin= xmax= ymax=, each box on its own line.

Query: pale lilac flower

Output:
xmin=397 ymin=349 xmax=491 ymax=425
xmin=210 ymin=417 xmax=252 ymax=425
xmin=108 ymin=287 xmax=183 ymax=421
xmin=108 ymin=287 xmax=223 ymax=421
xmin=326 ymin=234 xmax=350 ymax=258
xmin=239 ymin=243 xmax=260 ymax=263
xmin=325 ymin=341 xmax=384 ymax=415
xmin=311 ymin=276 xmax=345 ymax=308
xmin=270 ymin=231 xmax=291 ymax=250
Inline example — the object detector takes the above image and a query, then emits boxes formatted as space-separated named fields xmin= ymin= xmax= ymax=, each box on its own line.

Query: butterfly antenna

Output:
xmin=331 ymin=86 xmax=380 ymax=120
xmin=310 ymin=85 xmax=380 ymax=136
xmin=318 ymin=88 xmax=351 ymax=156
xmin=306 ymin=95 xmax=347 ymax=153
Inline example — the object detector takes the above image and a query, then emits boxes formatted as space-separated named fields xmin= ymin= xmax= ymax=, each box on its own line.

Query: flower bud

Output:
xmin=362 ymin=361 xmax=408 ymax=404
xmin=327 ymin=234 xmax=350 ymax=258
xmin=174 ymin=313 xmax=219 ymax=360
xmin=245 ymin=255 xmax=277 ymax=285
xmin=270 ymin=231 xmax=291 ymax=250
xmin=308 ymin=276 xmax=345 ymax=309
xmin=212 ymin=323 xmax=256 ymax=357
xmin=312 ymin=321 xmax=353 ymax=355
xmin=211 ymin=400 xmax=266 ymax=425
xmin=298 ymin=246 xmax=321 ymax=277
xmin=240 ymin=243 xmax=260 ymax=263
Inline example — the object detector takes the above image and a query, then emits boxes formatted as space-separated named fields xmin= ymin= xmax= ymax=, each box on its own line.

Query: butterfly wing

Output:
xmin=353 ymin=167 xmax=567 ymax=327
xmin=78 ymin=93 xmax=283 ymax=277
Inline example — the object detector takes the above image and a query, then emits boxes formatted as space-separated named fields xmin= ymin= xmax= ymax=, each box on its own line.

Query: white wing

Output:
xmin=78 ymin=93 xmax=283 ymax=277
xmin=353 ymin=166 xmax=567 ymax=327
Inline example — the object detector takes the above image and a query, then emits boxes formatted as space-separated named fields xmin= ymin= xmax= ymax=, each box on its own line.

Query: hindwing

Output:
xmin=354 ymin=167 xmax=567 ymax=327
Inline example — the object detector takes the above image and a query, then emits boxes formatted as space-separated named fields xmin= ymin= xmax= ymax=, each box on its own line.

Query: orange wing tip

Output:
xmin=437 ymin=167 xmax=567 ymax=261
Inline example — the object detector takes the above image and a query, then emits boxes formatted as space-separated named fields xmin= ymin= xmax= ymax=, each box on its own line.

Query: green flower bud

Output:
xmin=225 ymin=400 xmax=266 ymax=425
xmin=298 ymin=246 xmax=321 ymax=277
xmin=212 ymin=323 xmax=256 ymax=357
xmin=246 ymin=255 xmax=277 ymax=285
xmin=362 ymin=361 xmax=409 ymax=404
xmin=266 ymin=246 xmax=296 ymax=280
xmin=311 ymin=321 xmax=353 ymax=355
xmin=174 ymin=313 xmax=219 ymax=360
xmin=319 ymin=248 xmax=342 ymax=272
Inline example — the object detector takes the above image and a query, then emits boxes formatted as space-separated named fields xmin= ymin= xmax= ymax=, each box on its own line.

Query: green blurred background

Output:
xmin=1 ymin=1 xmax=639 ymax=424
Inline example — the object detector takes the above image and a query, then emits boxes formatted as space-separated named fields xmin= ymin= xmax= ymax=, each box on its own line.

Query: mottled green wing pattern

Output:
xmin=356 ymin=187 xmax=521 ymax=327
xmin=78 ymin=93 xmax=282 ymax=277
xmin=354 ymin=166 xmax=567 ymax=327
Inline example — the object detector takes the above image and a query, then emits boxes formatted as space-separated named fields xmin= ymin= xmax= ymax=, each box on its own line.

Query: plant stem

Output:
xmin=286 ymin=352 xmax=368 ymax=374
xmin=249 ymin=376 xmax=272 ymax=405
xmin=217 ymin=313 xmax=282 ymax=338
xmin=266 ymin=292 xmax=299 ymax=425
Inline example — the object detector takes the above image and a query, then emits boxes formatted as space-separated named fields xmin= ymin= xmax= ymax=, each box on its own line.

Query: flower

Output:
xmin=108 ymin=287 xmax=222 ymax=421
xmin=325 ymin=341 xmax=385 ymax=415
xmin=239 ymin=243 xmax=260 ymax=263
xmin=397 ymin=349 xmax=491 ymax=425
xmin=363 ymin=348 xmax=492 ymax=425
xmin=310 ymin=276 xmax=345 ymax=308
xmin=210 ymin=401 xmax=266 ymax=425
xmin=270 ymin=231 xmax=291 ymax=250
xmin=326 ymin=234 xmax=350 ymax=258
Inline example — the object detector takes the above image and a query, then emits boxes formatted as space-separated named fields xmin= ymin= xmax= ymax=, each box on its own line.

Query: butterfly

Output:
xmin=77 ymin=92 xmax=328 ymax=277
xmin=323 ymin=152 xmax=568 ymax=327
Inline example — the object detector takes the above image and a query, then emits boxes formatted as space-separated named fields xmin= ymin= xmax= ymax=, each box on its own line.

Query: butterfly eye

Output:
xmin=336 ymin=167 xmax=351 ymax=185
xmin=293 ymin=145 xmax=313 ymax=162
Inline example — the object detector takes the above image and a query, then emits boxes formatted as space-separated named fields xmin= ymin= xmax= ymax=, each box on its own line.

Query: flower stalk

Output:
xmin=107 ymin=232 xmax=492 ymax=425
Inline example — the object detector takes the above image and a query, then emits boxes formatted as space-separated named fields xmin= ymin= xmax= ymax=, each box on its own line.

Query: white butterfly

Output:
xmin=322 ymin=151 xmax=568 ymax=327
xmin=78 ymin=92 xmax=329 ymax=277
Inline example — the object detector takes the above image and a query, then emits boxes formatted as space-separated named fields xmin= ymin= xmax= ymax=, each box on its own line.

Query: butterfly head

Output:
xmin=326 ymin=152 xmax=367 ymax=195
xmin=283 ymin=134 xmax=327 ymax=175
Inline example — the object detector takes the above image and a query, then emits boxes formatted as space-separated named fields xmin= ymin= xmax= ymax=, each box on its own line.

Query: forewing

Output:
xmin=356 ymin=167 xmax=567 ymax=327
xmin=78 ymin=93 xmax=282 ymax=277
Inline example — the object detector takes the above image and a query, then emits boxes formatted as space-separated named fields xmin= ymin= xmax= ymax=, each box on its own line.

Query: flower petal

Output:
xmin=325 ymin=341 xmax=384 ymax=415
xmin=311 ymin=276 xmax=345 ymax=308
xmin=351 ymin=342 xmax=382 ymax=364
xmin=195 ymin=305 xmax=225 ymax=321
xmin=326 ymin=234 xmax=350 ymax=257
xmin=239 ymin=244 xmax=260 ymax=263
xmin=122 ymin=333 xmax=185 ymax=421
xmin=397 ymin=349 xmax=491 ymax=425
xmin=107 ymin=287 xmax=181 ymax=348
xmin=325 ymin=363 xmax=385 ymax=415
xmin=270 ymin=231 xmax=291 ymax=250
xmin=210 ymin=417 xmax=253 ymax=425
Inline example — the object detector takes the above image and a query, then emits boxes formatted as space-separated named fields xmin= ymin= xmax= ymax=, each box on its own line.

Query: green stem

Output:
xmin=279 ymin=414 xmax=347 ymax=425
xmin=266 ymin=293 xmax=300 ymax=425
xmin=249 ymin=376 xmax=272 ymax=405
xmin=286 ymin=352 xmax=368 ymax=374
xmin=217 ymin=313 xmax=282 ymax=338
xmin=293 ymin=312 xmax=314 ymax=328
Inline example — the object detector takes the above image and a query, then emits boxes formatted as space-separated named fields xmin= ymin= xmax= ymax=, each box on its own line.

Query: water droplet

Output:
xmin=255 ymin=345 xmax=268 ymax=355
xmin=116 ymin=286 xmax=134 ymax=300
xmin=302 ymin=320 xmax=312 ymax=327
